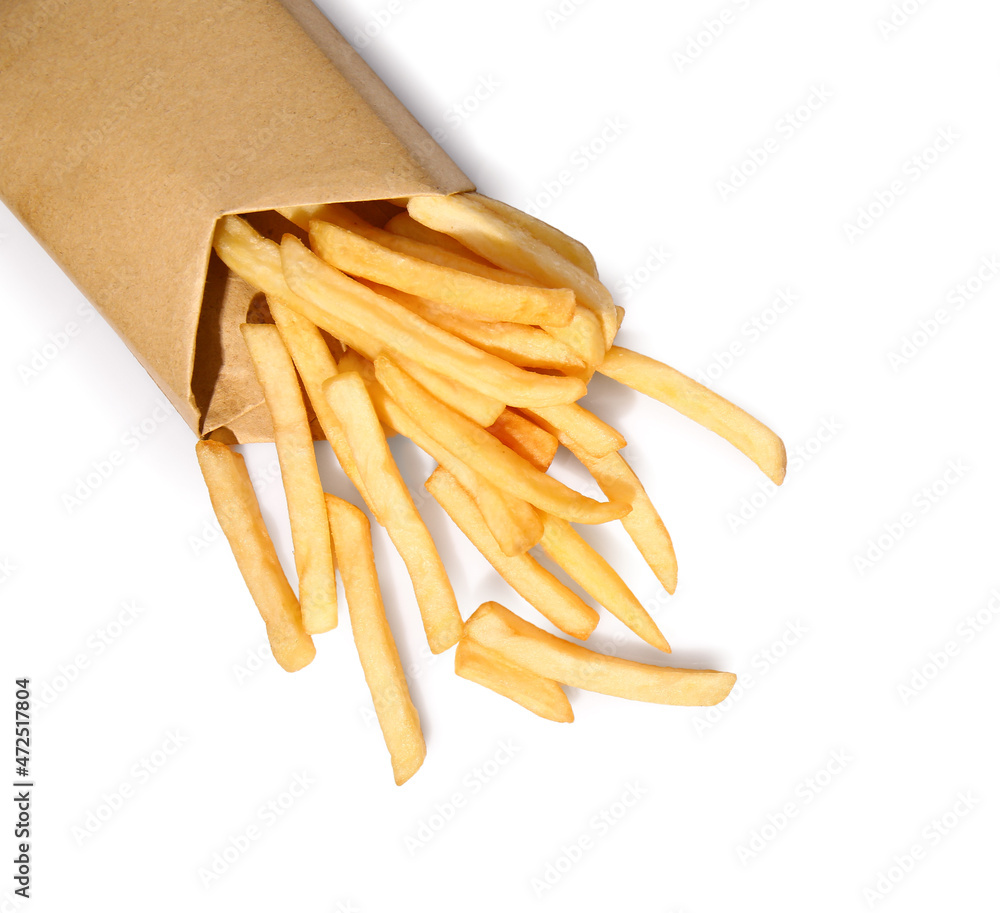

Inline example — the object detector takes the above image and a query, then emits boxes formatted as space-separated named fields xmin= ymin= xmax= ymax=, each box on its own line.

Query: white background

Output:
xmin=2 ymin=0 xmax=998 ymax=910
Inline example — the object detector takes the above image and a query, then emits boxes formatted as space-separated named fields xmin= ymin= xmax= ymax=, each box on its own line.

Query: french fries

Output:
xmin=407 ymin=192 xmax=619 ymax=348
xmin=341 ymin=353 xmax=545 ymax=556
xmin=308 ymin=217 xmax=576 ymax=327
xmin=487 ymin=409 xmax=559 ymax=472
xmin=455 ymin=638 xmax=573 ymax=723
xmin=241 ymin=323 xmax=338 ymax=634
xmin=537 ymin=512 xmax=671 ymax=653
xmin=195 ymin=441 xmax=315 ymax=672
xmin=467 ymin=192 xmax=599 ymax=279
xmin=323 ymin=371 xmax=462 ymax=654
xmin=266 ymin=299 xmax=371 ymax=505
xmin=371 ymin=282 xmax=587 ymax=372
xmin=326 ymin=495 xmax=425 ymax=785
xmin=199 ymin=187 xmax=784 ymax=782
xmin=281 ymin=233 xmax=586 ymax=408
xmin=426 ymin=468 xmax=599 ymax=641
xmin=392 ymin=354 xmax=504 ymax=427
xmin=385 ymin=210 xmax=492 ymax=264
xmin=571 ymin=447 xmax=679 ymax=596
xmin=598 ymin=346 xmax=787 ymax=485
xmin=521 ymin=402 xmax=626 ymax=459
xmin=464 ymin=602 xmax=735 ymax=706
xmin=376 ymin=355 xmax=630 ymax=525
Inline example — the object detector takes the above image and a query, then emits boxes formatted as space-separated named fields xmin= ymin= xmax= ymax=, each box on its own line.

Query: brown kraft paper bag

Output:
xmin=0 ymin=0 xmax=474 ymax=441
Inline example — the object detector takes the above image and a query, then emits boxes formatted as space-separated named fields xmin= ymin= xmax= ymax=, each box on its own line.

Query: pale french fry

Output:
xmin=407 ymin=192 xmax=618 ymax=348
xmin=377 ymin=355 xmax=630 ymax=526
xmin=598 ymin=346 xmax=787 ymax=485
xmin=339 ymin=351 xmax=545 ymax=556
xmin=571 ymin=446 xmax=678 ymax=595
xmin=385 ymin=210 xmax=492 ymax=264
xmin=323 ymin=371 xmax=462 ymax=653
xmin=542 ymin=305 xmax=606 ymax=368
xmin=267 ymin=299 xmax=371 ymax=505
xmin=455 ymin=637 xmax=573 ymax=723
xmin=487 ymin=409 xmax=558 ymax=472
xmin=538 ymin=512 xmax=670 ymax=653
xmin=280 ymin=234 xmax=586 ymax=408
xmin=293 ymin=202 xmax=603 ymax=364
xmin=426 ymin=468 xmax=599 ymax=640
xmin=241 ymin=324 xmax=337 ymax=634
xmin=465 ymin=602 xmax=736 ymax=706
xmin=218 ymin=217 xmax=582 ymax=411
xmin=309 ymin=218 xmax=576 ymax=327
xmin=230 ymin=223 xmax=497 ymax=428
xmin=468 ymin=192 xmax=599 ymax=279
xmin=213 ymin=215 xmax=401 ymax=377
xmin=195 ymin=441 xmax=315 ymax=672
xmin=325 ymin=494 xmax=425 ymax=785
xmin=393 ymin=354 xmax=504 ymax=427
xmin=369 ymin=377 xmax=543 ymax=556
xmin=284 ymin=202 xmax=563 ymax=291
xmin=522 ymin=402 xmax=626 ymax=459
xmin=277 ymin=202 xmax=354 ymax=232
xmin=368 ymin=282 xmax=586 ymax=372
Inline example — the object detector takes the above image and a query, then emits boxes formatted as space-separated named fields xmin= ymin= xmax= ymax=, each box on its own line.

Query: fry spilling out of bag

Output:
xmin=0 ymin=0 xmax=785 ymax=784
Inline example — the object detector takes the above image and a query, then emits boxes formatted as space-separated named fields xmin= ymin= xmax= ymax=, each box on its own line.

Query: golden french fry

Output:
xmin=280 ymin=233 xmax=586 ymax=408
xmin=353 ymin=363 xmax=544 ymax=556
xmin=377 ymin=355 xmax=630 ymax=525
xmin=522 ymin=402 xmax=626 ymax=459
xmin=598 ymin=346 xmax=787 ymax=485
xmin=385 ymin=210 xmax=492 ymax=264
xmin=455 ymin=637 xmax=573 ymax=723
xmin=369 ymin=282 xmax=586 ymax=372
xmin=538 ymin=512 xmax=670 ymax=653
xmin=285 ymin=202 xmax=560 ymax=291
xmin=217 ymin=218 xmax=582 ymax=411
xmin=465 ymin=602 xmax=735 ymax=706
xmin=278 ymin=202 xmax=357 ymax=232
xmin=195 ymin=441 xmax=315 ymax=672
xmin=572 ymin=446 xmax=678 ymax=595
xmin=325 ymin=494 xmax=425 ymax=785
xmin=263 ymin=260 xmax=498 ymax=428
xmin=309 ymin=218 xmax=576 ymax=327
xmin=468 ymin=192 xmax=599 ymax=279
xmin=426 ymin=468 xmax=599 ymax=640
xmin=323 ymin=371 xmax=462 ymax=653
xmin=542 ymin=305 xmax=606 ymax=367
xmin=339 ymin=351 xmax=544 ymax=556
xmin=213 ymin=215 xmax=395 ymax=374
xmin=267 ymin=299 xmax=371 ymax=505
xmin=393 ymin=354 xmax=504 ymax=427
xmin=241 ymin=324 xmax=337 ymax=634
xmin=487 ymin=409 xmax=558 ymax=472
xmin=407 ymin=192 xmax=618 ymax=348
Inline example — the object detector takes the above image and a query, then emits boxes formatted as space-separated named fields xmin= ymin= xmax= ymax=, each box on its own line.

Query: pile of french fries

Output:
xmin=198 ymin=192 xmax=786 ymax=784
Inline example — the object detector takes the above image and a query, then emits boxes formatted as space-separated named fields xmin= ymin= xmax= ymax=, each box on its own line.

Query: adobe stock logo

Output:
xmin=523 ymin=118 xmax=627 ymax=217
xmin=853 ymin=459 xmax=970 ymax=574
xmin=716 ymin=86 xmax=834 ymax=202
xmin=862 ymin=792 xmax=979 ymax=907
xmin=886 ymin=255 xmax=999 ymax=372
xmin=672 ymin=0 xmax=757 ymax=72
xmin=876 ymin=0 xmax=934 ymax=39
xmin=348 ymin=0 xmax=405 ymax=50
xmin=843 ymin=128 xmax=959 ymax=244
